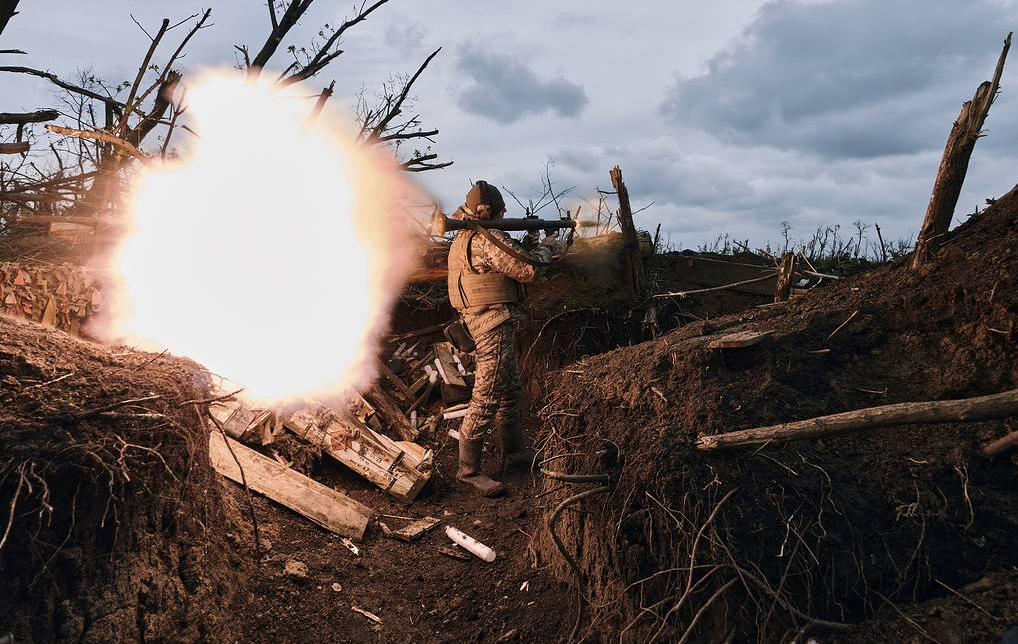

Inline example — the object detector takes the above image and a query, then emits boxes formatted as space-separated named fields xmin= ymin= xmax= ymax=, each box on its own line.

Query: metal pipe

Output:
xmin=432 ymin=210 xmax=586 ymax=236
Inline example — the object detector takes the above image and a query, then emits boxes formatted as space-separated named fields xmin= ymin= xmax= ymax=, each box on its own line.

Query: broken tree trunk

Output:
xmin=209 ymin=431 xmax=371 ymax=539
xmin=609 ymin=165 xmax=647 ymax=297
xmin=697 ymin=388 xmax=1018 ymax=451
xmin=774 ymin=252 xmax=795 ymax=303
xmin=912 ymin=33 xmax=1011 ymax=269
xmin=285 ymin=405 xmax=432 ymax=502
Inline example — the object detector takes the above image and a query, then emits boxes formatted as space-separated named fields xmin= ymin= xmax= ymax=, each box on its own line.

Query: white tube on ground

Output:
xmin=445 ymin=526 xmax=496 ymax=562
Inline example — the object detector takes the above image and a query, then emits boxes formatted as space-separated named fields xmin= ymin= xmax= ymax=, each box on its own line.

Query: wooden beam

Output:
xmin=208 ymin=431 xmax=371 ymax=539
xmin=609 ymin=165 xmax=647 ymax=297
xmin=697 ymin=388 xmax=1018 ymax=451
xmin=913 ymin=33 xmax=1011 ymax=268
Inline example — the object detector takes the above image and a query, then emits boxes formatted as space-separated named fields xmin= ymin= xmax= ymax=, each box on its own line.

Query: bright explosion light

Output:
xmin=109 ymin=71 xmax=418 ymax=403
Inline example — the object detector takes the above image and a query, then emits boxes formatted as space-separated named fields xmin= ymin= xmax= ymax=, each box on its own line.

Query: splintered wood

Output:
xmin=286 ymin=404 xmax=432 ymax=502
xmin=0 ymin=262 xmax=103 ymax=334
xmin=208 ymin=400 xmax=281 ymax=445
xmin=209 ymin=431 xmax=371 ymax=540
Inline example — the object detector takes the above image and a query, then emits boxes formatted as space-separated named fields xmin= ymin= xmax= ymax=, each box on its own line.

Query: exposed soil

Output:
xmin=2 ymin=185 xmax=1016 ymax=643
xmin=0 ymin=314 xmax=241 ymax=643
xmin=530 ymin=184 xmax=1018 ymax=642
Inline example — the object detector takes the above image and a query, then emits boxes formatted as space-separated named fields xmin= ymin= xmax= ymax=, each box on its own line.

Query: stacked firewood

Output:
xmin=0 ymin=262 xmax=104 ymax=335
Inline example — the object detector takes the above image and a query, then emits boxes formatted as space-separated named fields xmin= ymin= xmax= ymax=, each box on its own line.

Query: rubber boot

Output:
xmin=456 ymin=438 xmax=506 ymax=497
xmin=497 ymin=411 xmax=543 ymax=473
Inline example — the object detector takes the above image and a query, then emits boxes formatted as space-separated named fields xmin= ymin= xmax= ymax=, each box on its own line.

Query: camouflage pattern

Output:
xmin=454 ymin=229 xmax=552 ymax=441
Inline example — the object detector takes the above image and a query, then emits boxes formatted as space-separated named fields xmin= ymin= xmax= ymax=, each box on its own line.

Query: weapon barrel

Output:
xmin=432 ymin=211 xmax=580 ymax=236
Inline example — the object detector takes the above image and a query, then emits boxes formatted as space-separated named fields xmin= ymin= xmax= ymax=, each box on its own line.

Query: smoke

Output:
xmin=107 ymin=70 xmax=421 ymax=403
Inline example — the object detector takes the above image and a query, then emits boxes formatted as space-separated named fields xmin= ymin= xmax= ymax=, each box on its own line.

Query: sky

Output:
xmin=3 ymin=0 xmax=1018 ymax=252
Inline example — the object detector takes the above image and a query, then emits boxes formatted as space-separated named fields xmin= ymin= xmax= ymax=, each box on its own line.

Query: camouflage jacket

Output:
xmin=455 ymin=228 xmax=552 ymax=335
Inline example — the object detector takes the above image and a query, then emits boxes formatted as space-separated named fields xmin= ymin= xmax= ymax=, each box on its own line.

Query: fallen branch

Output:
xmin=697 ymin=388 xmax=1018 ymax=451
xmin=70 ymin=394 xmax=163 ymax=421
xmin=654 ymin=273 xmax=776 ymax=299
xmin=45 ymin=124 xmax=150 ymax=164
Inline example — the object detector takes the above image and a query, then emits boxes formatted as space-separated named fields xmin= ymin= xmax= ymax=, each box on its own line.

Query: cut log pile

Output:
xmin=0 ymin=262 xmax=103 ymax=334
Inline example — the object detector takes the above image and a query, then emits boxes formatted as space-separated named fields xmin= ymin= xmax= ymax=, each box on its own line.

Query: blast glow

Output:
xmin=110 ymin=71 xmax=416 ymax=403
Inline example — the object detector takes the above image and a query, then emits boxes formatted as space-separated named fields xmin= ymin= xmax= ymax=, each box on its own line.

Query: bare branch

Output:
xmin=45 ymin=125 xmax=150 ymax=164
xmin=367 ymin=47 xmax=442 ymax=141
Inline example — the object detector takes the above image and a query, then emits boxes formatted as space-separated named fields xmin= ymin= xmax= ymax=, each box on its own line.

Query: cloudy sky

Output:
xmin=4 ymin=0 xmax=1018 ymax=251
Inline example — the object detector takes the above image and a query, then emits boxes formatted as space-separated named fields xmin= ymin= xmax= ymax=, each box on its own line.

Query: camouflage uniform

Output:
xmin=447 ymin=194 xmax=555 ymax=496
xmin=455 ymin=228 xmax=551 ymax=443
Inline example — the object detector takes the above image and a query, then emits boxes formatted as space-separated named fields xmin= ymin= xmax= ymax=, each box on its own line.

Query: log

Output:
xmin=912 ymin=33 xmax=1011 ymax=269
xmin=697 ymin=388 xmax=1018 ymax=451
xmin=0 ymin=141 xmax=29 ymax=154
xmin=285 ymin=405 xmax=432 ymax=502
xmin=208 ymin=431 xmax=371 ymax=539
xmin=609 ymin=165 xmax=647 ymax=297
xmin=0 ymin=109 xmax=59 ymax=125
xmin=774 ymin=252 xmax=795 ymax=303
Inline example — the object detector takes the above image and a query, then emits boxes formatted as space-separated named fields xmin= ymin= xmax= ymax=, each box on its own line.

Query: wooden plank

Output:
xmin=673 ymin=255 xmax=778 ymax=296
xmin=435 ymin=343 xmax=466 ymax=388
xmin=393 ymin=516 xmax=441 ymax=542
xmin=707 ymin=330 xmax=774 ymax=350
xmin=286 ymin=405 xmax=432 ymax=502
xmin=208 ymin=431 xmax=371 ymax=540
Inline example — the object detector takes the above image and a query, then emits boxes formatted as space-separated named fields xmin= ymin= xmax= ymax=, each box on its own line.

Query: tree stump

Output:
xmin=774 ymin=252 xmax=795 ymax=303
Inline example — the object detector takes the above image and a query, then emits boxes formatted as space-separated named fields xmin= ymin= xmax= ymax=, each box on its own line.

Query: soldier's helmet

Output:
xmin=464 ymin=180 xmax=506 ymax=220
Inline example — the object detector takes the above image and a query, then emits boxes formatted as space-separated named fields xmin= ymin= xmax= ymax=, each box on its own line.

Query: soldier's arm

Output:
xmin=474 ymin=229 xmax=553 ymax=283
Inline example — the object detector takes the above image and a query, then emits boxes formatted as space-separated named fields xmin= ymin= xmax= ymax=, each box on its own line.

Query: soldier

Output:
xmin=447 ymin=180 xmax=566 ymax=496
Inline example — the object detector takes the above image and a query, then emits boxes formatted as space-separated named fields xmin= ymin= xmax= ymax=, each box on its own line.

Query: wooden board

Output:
xmin=209 ymin=401 xmax=276 ymax=443
xmin=286 ymin=405 xmax=432 ymax=502
xmin=673 ymin=255 xmax=778 ymax=296
xmin=208 ymin=431 xmax=371 ymax=540
xmin=706 ymin=330 xmax=774 ymax=349
xmin=393 ymin=516 xmax=441 ymax=542
xmin=435 ymin=343 xmax=467 ymax=388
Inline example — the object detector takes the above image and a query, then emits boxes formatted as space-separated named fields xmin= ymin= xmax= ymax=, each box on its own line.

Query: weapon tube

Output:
xmin=431 ymin=210 xmax=588 ymax=236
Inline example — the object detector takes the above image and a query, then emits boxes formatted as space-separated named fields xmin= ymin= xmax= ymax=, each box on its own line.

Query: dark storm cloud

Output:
xmin=454 ymin=43 xmax=588 ymax=124
xmin=661 ymin=0 xmax=1018 ymax=158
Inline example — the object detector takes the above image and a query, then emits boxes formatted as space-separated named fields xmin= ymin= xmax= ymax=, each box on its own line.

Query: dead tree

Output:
xmin=237 ymin=0 xmax=449 ymax=172
xmin=912 ymin=33 xmax=1011 ymax=269
xmin=0 ymin=0 xmax=19 ymax=37
xmin=609 ymin=165 xmax=647 ymax=297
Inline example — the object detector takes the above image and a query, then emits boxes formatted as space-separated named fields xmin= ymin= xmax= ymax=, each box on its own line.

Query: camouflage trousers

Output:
xmin=459 ymin=316 xmax=522 ymax=442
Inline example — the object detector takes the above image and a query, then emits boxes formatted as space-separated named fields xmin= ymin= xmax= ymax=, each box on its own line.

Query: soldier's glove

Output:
xmin=521 ymin=229 xmax=541 ymax=249
xmin=539 ymin=232 xmax=559 ymax=250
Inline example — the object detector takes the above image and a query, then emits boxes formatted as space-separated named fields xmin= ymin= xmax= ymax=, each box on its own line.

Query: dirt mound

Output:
xmin=531 ymin=184 xmax=1018 ymax=642
xmin=0 ymin=315 xmax=242 ymax=643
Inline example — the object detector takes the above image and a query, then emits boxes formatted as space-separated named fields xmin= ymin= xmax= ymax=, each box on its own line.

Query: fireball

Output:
xmin=108 ymin=71 xmax=418 ymax=403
